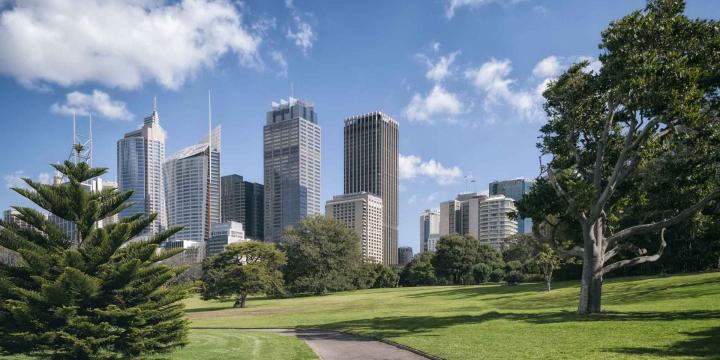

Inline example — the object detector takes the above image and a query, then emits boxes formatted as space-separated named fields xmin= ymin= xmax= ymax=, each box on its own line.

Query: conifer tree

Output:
xmin=0 ymin=159 xmax=189 ymax=359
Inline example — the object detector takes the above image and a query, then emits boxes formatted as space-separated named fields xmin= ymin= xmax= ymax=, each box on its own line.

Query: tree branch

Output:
xmin=548 ymin=167 xmax=586 ymax=221
xmin=599 ymin=228 xmax=666 ymax=276
xmin=593 ymin=102 xmax=617 ymax=190
xmin=606 ymin=188 xmax=720 ymax=246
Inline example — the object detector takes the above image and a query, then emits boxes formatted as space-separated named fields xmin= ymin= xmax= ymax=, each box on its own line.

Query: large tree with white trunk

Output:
xmin=536 ymin=0 xmax=720 ymax=314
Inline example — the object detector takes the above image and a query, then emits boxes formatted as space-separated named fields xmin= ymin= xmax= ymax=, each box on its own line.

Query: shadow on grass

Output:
xmin=610 ymin=326 xmax=720 ymax=359
xmin=312 ymin=310 xmax=720 ymax=338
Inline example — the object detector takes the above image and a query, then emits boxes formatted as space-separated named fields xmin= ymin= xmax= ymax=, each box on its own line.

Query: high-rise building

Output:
xmin=489 ymin=178 xmax=535 ymax=233
xmin=263 ymin=97 xmax=321 ymax=243
xmin=325 ymin=192 xmax=384 ymax=263
xmin=344 ymin=112 xmax=399 ymax=265
xmin=117 ymin=103 xmax=167 ymax=235
xmin=439 ymin=193 xmax=517 ymax=250
xmin=244 ymin=181 xmax=264 ymax=240
xmin=206 ymin=221 xmax=246 ymax=257
xmin=427 ymin=234 xmax=440 ymax=252
xmin=398 ymin=246 xmax=413 ymax=266
xmin=164 ymin=126 xmax=221 ymax=245
xmin=2 ymin=208 xmax=36 ymax=232
xmin=419 ymin=209 xmax=440 ymax=253
xmin=477 ymin=195 xmax=518 ymax=249
xmin=221 ymin=175 xmax=264 ymax=240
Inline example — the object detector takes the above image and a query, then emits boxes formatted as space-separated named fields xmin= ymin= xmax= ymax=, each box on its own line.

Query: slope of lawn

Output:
xmin=186 ymin=272 xmax=720 ymax=360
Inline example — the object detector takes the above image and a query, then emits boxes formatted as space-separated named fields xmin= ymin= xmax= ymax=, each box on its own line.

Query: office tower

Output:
xmin=100 ymin=180 xmax=119 ymax=227
xmin=164 ymin=126 xmax=221 ymax=246
xmin=264 ymin=97 xmax=321 ymax=243
xmin=344 ymin=112 xmax=399 ymax=265
xmin=477 ymin=195 xmax=518 ymax=249
xmin=206 ymin=221 xmax=246 ymax=257
xmin=221 ymin=175 xmax=245 ymax=224
xmin=489 ymin=178 xmax=535 ymax=233
xmin=243 ymin=181 xmax=264 ymax=240
xmin=439 ymin=193 xmax=517 ymax=250
xmin=325 ymin=192 xmax=384 ymax=263
xmin=419 ymin=209 xmax=440 ymax=253
xmin=221 ymin=175 xmax=264 ymax=240
xmin=427 ymin=234 xmax=440 ymax=252
xmin=117 ymin=102 xmax=167 ymax=235
xmin=2 ymin=209 xmax=36 ymax=231
xmin=398 ymin=246 xmax=413 ymax=266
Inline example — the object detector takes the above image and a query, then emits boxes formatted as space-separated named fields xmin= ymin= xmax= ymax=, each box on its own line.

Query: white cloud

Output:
xmin=423 ymin=51 xmax=460 ymax=82
xmin=404 ymin=85 xmax=464 ymax=123
xmin=446 ymin=0 xmax=527 ymax=18
xmin=38 ymin=173 xmax=51 ymax=185
xmin=4 ymin=170 xmax=24 ymax=188
xmin=399 ymin=154 xmax=463 ymax=185
xmin=426 ymin=192 xmax=439 ymax=204
xmin=407 ymin=195 xmax=417 ymax=205
xmin=51 ymin=90 xmax=133 ymax=121
xmin=532 ymin=56 xmax=562 ymax=78
xmin=465 ymin=58 xmax=544 ymax=121
xmin=270 ymin=50 xmax=288 ymax=78
xmin=0 ymin=0 xmax=261 ymax=90
xmin=286 ymin=15 xmax=316 ymax=53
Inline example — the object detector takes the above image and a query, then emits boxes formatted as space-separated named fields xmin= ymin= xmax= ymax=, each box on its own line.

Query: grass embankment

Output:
xmin=186 ymin=272 xmax=720 ymax=360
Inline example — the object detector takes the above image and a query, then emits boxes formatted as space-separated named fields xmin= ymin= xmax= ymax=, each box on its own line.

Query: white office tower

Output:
xmin=477 ymin=195 xmax=518 ymax=249
xmin=325 ymin=192 xmax=384 ymax=263
xmin=164 ymin=126 xmax=221 ymax=248
xmin=206 ymin=221 xmax=246 ymax=257
xmin=427 ymin=234 xmax=441 ymax=252
xmin=264 ymin=98 xmax=321 ymax=243
xmin=117 ymin=102 xmax=167 ymax=236
xmin=439 ymin=193 xmax=517 ymax=250
xmin=419 ymin=209 xmax=440 ymax=253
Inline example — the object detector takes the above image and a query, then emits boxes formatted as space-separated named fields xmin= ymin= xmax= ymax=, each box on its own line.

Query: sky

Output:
xmin=1 ymin=0 xmax=719 ymax=253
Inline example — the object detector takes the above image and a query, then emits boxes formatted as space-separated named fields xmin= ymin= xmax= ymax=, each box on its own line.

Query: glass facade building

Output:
xmin=117 ymin=107 xmax=167 ymax=236
xmin=489 ymin=178 xmax=535 ymax=233
xmin=263 ymin=98 xmax=321 ymax=243
xmin=164 ymin=126 xmax=221 ymax=244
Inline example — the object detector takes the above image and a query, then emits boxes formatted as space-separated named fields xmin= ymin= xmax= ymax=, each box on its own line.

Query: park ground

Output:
xmin=185 ymin=272 xmax=720 ymax=360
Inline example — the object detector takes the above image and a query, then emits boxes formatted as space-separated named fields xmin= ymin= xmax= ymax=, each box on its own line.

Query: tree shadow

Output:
xmin=610 ymin=326 xmax=720 ymax=359
xmin=312 ymin=310 xmax=720 ymax=339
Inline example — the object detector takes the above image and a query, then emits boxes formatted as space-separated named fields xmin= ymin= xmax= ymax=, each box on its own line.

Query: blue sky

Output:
xmin=1 ymin=0 xmax=719 ymax=253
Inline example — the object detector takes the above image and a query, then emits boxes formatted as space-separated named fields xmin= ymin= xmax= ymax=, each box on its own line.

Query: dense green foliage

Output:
xmin=282 ymin=216 xmax=362 ymax=294
xmin=185 ymin=272 xmax=720 ymax=360
xmin=355 ymin=262 xmax=399 ymax=289
xmin=520 ymin=0 xmax=720 ymax=313
xmin=399 ymin=252 xmax=437 ymax=286
xmin=201 ymin=242 xmax=286 ymax=308
xmin=0 ymin=161 xmax=188 ymax=359
xmin=431 ymin=234 xmax=480 ymax=284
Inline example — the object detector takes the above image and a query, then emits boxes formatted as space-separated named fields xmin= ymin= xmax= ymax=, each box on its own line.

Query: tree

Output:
xmin=200 ymin=242 xmax=286 ymax=308
xmin=399 ymin=252 xmax=437 ymax=286
xmin=432 ymin=234 xmax=480 ymax=284
xmin=282 ymin=216 xmax=362 ymax=294
xmin=538 ymin=0 xmax=720 ymax=314
xmin=535 ymin=244 xmax=561 ymax=291
xmin=372 ymin=264 xmax=399 ymax=288
xmin=0 ymin=160 xmax=188 ymax=359
xmin=472 ymin=263 xmax=492 ymax=283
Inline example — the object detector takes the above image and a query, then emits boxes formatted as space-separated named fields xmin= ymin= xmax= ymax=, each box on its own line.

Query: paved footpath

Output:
xmin=194 ymin=327 xmax=433 ymax=360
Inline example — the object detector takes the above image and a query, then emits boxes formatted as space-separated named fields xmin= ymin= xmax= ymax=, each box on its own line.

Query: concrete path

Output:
xmin=194 ymin=327 xmax=433 ymax=360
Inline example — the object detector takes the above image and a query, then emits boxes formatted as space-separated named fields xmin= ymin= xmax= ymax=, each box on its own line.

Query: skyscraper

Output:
xmin=164 ymin=126 xmax=221 ymax=245
xmin=325 ymin=192 xmax=384 ymax=263
xmin=263 ymin=97 xmax=321 ymax=243
xmin=489 ymin=178 xmax=535 ymax=233
xmin=344 ymin=112 xmax=399 ymax=265
xmin=419 ymin=209 xmax=440 ymax=253
xmin=398 ymin=246 xmax=414 ymax=266
xmin=221 ymin=174 xmax=264 ymax=240
xmin=117 ymin=102 xmax=167 ymax=235
xmin=439 ymin=192 xmax=517 ymax=250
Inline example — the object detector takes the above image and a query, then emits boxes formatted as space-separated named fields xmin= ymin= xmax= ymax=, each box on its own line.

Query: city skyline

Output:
xmin=3 ymin=1 xmax=720 ymax=253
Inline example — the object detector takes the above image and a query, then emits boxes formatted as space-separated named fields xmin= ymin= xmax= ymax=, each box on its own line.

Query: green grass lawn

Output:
xmin=186 ymin=272 xmax=720 ymax=360
xmin=167 ymin=329 xmax=316 ymax=360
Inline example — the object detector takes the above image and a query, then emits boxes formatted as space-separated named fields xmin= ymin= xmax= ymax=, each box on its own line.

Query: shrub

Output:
xmin=506 ymin=260 xmax=523 ymax=272
xmin=505 ymin=270 xmax=525 ymax=285
xmin=472 ymin=263 xmax=493 ymax=283
xmin=489 ymin=268 xmax=505 ymax=282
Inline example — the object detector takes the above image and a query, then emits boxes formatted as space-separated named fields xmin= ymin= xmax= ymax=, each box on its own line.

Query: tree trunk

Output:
xmin=578 ymin=221 xmax=604 ymax=314
xmin=545 ymin=276 xmax=551 ymax=292
xmin=234 ymin=294 xmax=247 ymax=308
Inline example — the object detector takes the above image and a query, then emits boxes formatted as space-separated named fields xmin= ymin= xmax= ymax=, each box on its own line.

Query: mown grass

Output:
xmin=186 ymin=272 xmax=720 ymax=360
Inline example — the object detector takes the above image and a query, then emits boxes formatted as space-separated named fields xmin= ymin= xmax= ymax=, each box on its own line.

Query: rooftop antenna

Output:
xmin=153 ymin=95 xmax=157 ymax=113
xmin=72 ymin=112 xmax=77 ymax=164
